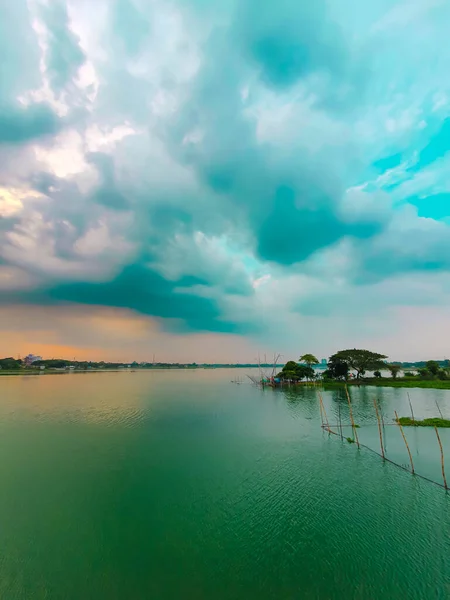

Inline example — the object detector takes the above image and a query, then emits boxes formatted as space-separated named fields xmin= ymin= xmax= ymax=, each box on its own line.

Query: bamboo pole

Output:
xmin=378 ymin=400 xmax=387 ymax=454
xmin=407 ymin=392 xmax=415 ymax=423
xmin=317 ymin=391 xmax=331 ymax=433
xmin=395 ymin=410 xmax=415 ymax=475
xmin=434 ymin=426 xmax=448 ymax=490
xmin=373 ymin=397 xmax=385 ymax=459
xmin=435 ymin=400 xmax=444 ymax=419
xmin=345 ymin=385 xmax=360 ymax=448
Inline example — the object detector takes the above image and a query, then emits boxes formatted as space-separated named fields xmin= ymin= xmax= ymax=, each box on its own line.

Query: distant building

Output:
xmin=321 ymin=358 xmax=327 ymax=366
xmin=24 ymin=354 xmax=42 ymax=366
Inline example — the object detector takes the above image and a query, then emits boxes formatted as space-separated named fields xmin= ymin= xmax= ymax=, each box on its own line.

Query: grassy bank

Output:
xmin=397 ymin=417 xmax=450 ymax=428
xmin=322 ymin=378 xmax=450 ymax=390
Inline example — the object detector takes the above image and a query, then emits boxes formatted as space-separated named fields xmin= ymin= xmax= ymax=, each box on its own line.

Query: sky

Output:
xmin=1 ymin=0 xmax=450 ymax=363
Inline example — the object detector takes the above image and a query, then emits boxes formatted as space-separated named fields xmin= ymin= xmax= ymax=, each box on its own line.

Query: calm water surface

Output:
xmin=0 ymin=370 xmax=449 ymax=599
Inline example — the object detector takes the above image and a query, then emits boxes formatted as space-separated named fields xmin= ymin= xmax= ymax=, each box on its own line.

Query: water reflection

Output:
xmin=0 ymin=371 xmax=450 ymax=599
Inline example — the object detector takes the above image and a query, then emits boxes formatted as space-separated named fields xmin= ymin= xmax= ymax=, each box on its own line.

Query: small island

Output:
xmin=396 ymin=417 xmax=450 ymax=428
xmin=267 ymin=349 xmax=450 ymax=390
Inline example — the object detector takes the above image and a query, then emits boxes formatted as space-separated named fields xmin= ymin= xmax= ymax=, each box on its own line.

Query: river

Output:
xmin=0 ymin=369 xmax=449 ymax=599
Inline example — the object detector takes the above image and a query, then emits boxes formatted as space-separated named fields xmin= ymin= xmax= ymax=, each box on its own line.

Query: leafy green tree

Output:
xmin=279 ymin=370 xmax=298 ymax=381
xmin=418 ymin=367 xmax=431 ymax=379
xmin=0 ymin=357 xmax=22 ymax=370
xmin=388 ymin=364 xmax=401 ymax=379
xmin=325 ymin=357 xmax=349 ymax=380
xmin=328 ymin=349 xmax=387 ymax=379
xmin=297 ymin=365 xmax=315 ymax=380
xmin=299 ymin=354 xmax=319 ymax=367
xmin=277 ymin=361 xmax=299 ymax=381
xmin=426 ymin=360 xmax=440 ymax=376
xmin=277 ymin=361 xmax=315 ymax=382
xmin=374 ymin=370 xmax=382 ymax=378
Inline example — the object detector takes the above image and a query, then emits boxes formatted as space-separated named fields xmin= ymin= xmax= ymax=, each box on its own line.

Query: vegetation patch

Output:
xmin=321 ymin=378 xmax=450 ymax=390
xmin=397 ymin=417 xmax=450 ymax=428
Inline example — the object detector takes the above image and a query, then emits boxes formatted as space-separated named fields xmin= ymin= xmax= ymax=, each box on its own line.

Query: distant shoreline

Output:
xmin=0 ymin=366 xmax=262 ymax=377
xmin=2 ymin=369 xmax=450 ymax=390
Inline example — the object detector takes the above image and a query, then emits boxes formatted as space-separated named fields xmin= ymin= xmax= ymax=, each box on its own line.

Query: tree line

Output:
xmin=276 ymin=350 xmax=450 ymax=382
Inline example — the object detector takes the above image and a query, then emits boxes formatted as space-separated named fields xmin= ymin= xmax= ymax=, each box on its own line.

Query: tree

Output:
xmin=374 ymin=370 xmax=382 ymax=378
xmin=277 ymin=361 xmax=314 ymax=382
xmin=297 ymin=365 xmax=315 ymax=381
xmin=417 ymin=367 xmax=431 ymax=378
xmin=299 ymin=354 xmax=319 ymax=367
xmin=0 ymin=357 xmax=22 ymax=370
xmin=325 ymin=357 xmax=349 ymax=380
xmin=388 ymin=364 xmax=401 ymax=379
xmin=426 ymin=360 xmax=440 ymax=376
xmin=328 ymin=349 xmax=387 ymax=379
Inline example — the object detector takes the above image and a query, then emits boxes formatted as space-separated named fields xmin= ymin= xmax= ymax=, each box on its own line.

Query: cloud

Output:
xmin=235 ymin=0 xmax=349 ymax=90
xmin=1 ymin=263 xmax=252 ymax=335
xmin=37 ymin=0 xmax=86 ymax=93
xmin=0 ymin=103 xmax=60 ymax=144
xmin=1 ymin=0 xmax=450 ymax=354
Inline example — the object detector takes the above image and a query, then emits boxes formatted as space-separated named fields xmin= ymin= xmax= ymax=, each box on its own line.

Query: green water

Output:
xmin=0 ymin=371 xmax=449 ymax=599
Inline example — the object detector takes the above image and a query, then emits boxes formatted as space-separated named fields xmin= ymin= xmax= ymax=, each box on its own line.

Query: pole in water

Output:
xmin=318 ymin=391 xmax=332 ymax=433
xmin=434 ymin=426 xmax=448 ymax=490
xmin=435 ymin=399 xmax=444 ymax=420
xmin=377 ymin=400 xmax=387 ymax=453
xmin=373 ymin=397 xmax=385 ymax=459
xmin=345 ymin=385 xmax=360 ymax=449
xmin=395 ymin=410 xmax=415 ymax=475
xmin=407 ymin=392 xmax=415 ymax=423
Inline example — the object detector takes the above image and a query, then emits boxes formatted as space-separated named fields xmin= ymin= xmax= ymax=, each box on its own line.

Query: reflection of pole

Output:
xmin=373 ymin=397 xmax=385 ymax=459
xmin=434 ymin=426 xmax=448 ymax=490
xmin=345 ymin=386 xmax=359 ymax=448
xmin=318 ymin=393 xmax=324 ymax=427
xmin=378 ymin=401 xmax=385 ymax=428
xmin=395 ymin=410 xmax=415 ymax=475
xmin=338 ymin=402 xmax=343 ymax=439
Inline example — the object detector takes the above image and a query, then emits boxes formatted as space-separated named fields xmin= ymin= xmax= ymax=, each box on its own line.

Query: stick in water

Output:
xmin=318 ymin=391 xmax=333 ymax=434
xmin=434 ymin=426 xmax=448 ymax=490
xmin=378 ymin=400 xmax=387 ymax=453
xmin=395 ymin=410 xmax=415 ymax=475
xmin=407 ymin=392 xmax=415 ymax=423
xmin=435 ymin=400 xmax=444 ymax=420
xmin=345 ymin=386 xmax=360 ymax=448
xmin=373 ymin=397 xmax=385 ymax=459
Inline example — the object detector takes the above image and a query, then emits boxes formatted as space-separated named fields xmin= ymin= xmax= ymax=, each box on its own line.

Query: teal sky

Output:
xmin=1 ymin=0 xmax=450 ymax=361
